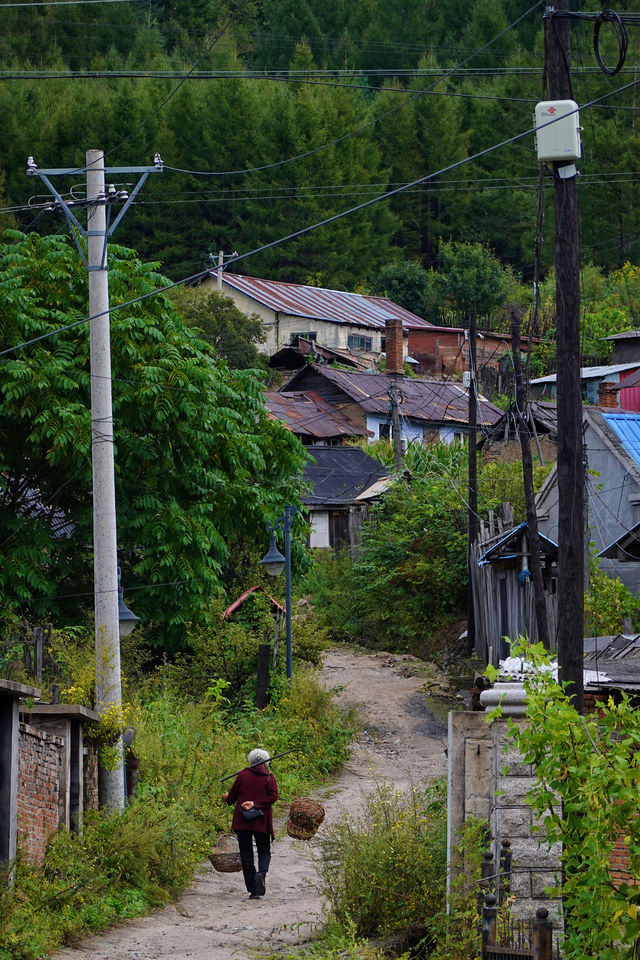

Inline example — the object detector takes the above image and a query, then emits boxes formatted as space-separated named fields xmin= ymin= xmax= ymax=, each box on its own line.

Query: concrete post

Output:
xmin=86 ymin=148 xmax=124 ymax=811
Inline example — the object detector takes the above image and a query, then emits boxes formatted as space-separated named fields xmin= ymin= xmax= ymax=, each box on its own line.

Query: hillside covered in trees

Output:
xmin=0 ymin=0 xmax=639 ymax=298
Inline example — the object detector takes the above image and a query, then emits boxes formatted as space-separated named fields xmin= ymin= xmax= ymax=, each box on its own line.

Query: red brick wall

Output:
xmin=583 ymin=692 xmax=636 ymax=885
xmin=17 ymin=723 xmax=62 ymax=866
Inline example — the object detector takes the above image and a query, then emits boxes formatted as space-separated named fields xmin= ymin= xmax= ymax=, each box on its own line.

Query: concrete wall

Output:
xmin=17 ymin=723 xmax=62 ymax=866
xmin=447 ymin=709 xmax=563 ymax=930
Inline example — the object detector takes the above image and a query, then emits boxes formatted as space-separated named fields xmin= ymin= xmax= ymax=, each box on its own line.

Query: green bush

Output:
xmin=318 ymin=781 xmax=448 ymax=939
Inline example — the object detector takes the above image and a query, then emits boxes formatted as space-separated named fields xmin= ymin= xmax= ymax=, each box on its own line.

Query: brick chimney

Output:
xmin=384 ymin=316 xmax=404 ymax=376
xmin=598 ymin=381 xmax=619 ymax=409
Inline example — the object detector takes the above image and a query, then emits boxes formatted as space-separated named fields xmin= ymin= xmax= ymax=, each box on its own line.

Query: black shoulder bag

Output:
xmin=239 ymin=773 xmax=272 ymax=821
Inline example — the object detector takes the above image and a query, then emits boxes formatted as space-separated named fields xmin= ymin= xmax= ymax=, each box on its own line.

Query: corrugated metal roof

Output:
xmin=303 ymin=445 xmax=390 ymax=505
xmin=265 ymin=390 xmax=368 ymax=439
xmin=477 ymin=522 xmax=558 ymax=566
xmin=602 ymin=412 xmax=640 ymax=466
xmin=218 ymin=273 xmax=433 ymax=330
xmin=532 ymin=362 xmax=640 ymax=384
xmin=284 ymin=364 xmax=503 ymax=427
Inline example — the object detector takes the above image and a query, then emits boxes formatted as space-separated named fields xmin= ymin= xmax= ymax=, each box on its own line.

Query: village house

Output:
xmin=282 ymin=340 xmax=503 ymax=448
xmin=535 ymin=407 xmax=640 ymax=596
xmin=198 ymin=271 xmax=433 ymax=357
xmin=302 ymin=445 xmax=392 ymax=552
xmin=264 ymin=390 xmax=369 ymax=445
xmin=530 ymin=362 xmax=640 ymax=409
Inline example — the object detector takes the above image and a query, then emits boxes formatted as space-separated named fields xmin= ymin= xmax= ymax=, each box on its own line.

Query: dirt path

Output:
xmin=51 ymin=649 xmax=449 ymax=960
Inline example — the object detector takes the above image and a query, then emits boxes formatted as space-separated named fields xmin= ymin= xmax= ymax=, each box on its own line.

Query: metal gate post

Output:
xmin=532 ymin=905 xmax=552 ymax=960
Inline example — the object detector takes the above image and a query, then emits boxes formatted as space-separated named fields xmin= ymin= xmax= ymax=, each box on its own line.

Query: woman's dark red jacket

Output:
xmin=225 ymin=765 xmax=278 ymax=838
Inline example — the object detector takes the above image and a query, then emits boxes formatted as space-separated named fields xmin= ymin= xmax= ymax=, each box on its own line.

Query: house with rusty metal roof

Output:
xmin=264 ymin=390 xmax=370 ymax=445
xmin=281 ymin=362 xmax=503 ymax=447
xmin=198 ymin=272 xmax=433 ymax=357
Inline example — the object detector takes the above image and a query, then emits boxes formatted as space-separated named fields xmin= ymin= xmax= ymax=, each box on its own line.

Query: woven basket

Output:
xmin=209 ymin=833 xmax=242 ymax=873
xmin=286 ymin=797 xmax=325 ymax=840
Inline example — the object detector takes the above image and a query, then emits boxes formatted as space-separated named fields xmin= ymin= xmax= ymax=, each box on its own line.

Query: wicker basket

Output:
xmin=209 ymin=833 xmax=242 ymax=873
xmin=286 ymin=797 xmax=325 ymax=840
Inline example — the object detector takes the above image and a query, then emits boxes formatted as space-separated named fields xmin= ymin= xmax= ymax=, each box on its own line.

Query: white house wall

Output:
xmin=366 ymin=413 xmax=424 ymax=447
xmin=309 ymin=509 xmax=330 ymax=549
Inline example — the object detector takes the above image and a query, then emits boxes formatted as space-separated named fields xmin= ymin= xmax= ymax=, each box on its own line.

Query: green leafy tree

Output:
xmin=170 ymin=286 xmax=267 ymax=369
xmin=0 ymin=231 xmax=308 ymax=647
xmin=496 ymin=639 xmax=640 ymax=960
xmin=371 ymin=260 xmax=430 ymax=317
xmin=431 ymin=239 xmax=516 ymax=326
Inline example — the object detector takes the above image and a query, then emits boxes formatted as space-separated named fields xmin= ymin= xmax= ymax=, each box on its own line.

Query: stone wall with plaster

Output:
xmin=448 ymin=692 xmax=563 ymax=931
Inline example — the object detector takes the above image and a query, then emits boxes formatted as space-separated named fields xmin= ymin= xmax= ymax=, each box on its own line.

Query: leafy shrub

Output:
xmin=318 ymin=781 xmax=448 ymax=939
xmin=495 ymin=638 xmax=640 ymax=960
xmin=584 ymin=555 xmax=640 ymax=637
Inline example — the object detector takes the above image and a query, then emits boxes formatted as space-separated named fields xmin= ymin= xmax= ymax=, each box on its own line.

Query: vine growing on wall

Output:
xmin=487 ymin=639 xmax=640 ymax=959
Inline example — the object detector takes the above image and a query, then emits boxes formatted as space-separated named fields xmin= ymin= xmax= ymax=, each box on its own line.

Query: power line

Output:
xmin=162 ymin=1 xmax=544 ymax=179
xmin=0 ymin=0 xmax=147 ymax=6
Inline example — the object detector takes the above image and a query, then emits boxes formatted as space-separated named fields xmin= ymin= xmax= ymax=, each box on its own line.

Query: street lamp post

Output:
xmin=260 ymin=506 xmax=295 ymax=680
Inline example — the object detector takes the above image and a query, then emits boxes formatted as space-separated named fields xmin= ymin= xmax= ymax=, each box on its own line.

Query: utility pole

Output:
xmin=545 ymin=4 xmax=584 ymax=710
xmin=510 ymin=307 xmax=549 ymax=648
xmin=27 ymin=149 xmax=163 ymax=806
xmin=217 ymin=249 xmax=224 ymax=290
xmin=467 ymin=314 xmax=478 ymax=656
xmin=389 ymin=382 xmax=403 ymax=472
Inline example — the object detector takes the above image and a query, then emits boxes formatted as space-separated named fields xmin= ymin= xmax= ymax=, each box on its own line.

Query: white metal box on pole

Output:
xmin=534 ymin=100 xmax=581 ymax=163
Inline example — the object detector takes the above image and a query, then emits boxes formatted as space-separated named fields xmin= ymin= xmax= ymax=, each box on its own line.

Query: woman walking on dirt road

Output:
xmin=222 ymin=749 xmax=279 ymax=899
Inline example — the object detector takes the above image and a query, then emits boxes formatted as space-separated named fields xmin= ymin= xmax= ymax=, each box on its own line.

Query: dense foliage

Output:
xmin=490 ymin=639 xmax=640 ymax=960
xmin=307 ymin=441 xmax=551 ymax=654
xmin=0 ymin=231 xmax=308 ymax=647
xmin=319 ymin=781 xmax=447 ymax=938
xmin=0 ymin=0 xmax=639 ymax=295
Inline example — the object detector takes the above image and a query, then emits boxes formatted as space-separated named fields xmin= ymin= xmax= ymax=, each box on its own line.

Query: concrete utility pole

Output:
xmin=467 ymin=314 xmax=478 ymax=656
xmin=86 ymin=150 xmax=121 ymax=809
xmin=217 ymin=249 xmax=224 ymax=290
xmin=27 ymin=149 xmax=163 ymax=807
xmin=545 ymin=4 xmax=584 ymax=710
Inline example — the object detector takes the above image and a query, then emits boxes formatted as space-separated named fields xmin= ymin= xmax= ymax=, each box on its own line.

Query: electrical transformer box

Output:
xmin=534 ymin=100 xmax=581 ymax=163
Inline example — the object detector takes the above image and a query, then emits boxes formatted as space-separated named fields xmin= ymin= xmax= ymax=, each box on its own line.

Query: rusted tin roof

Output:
xmin=217 ymin=273 xmax=433 ymax=330
xmin=284 ymin=364 xmax=503 ymax=427
xmin=265 ymin=390 xmax=368 ymax=439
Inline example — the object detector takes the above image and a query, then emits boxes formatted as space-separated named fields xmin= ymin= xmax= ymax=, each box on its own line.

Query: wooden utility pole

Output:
xmin=467 ymin=312 xmax=478 ymax=655
xmin=545 ymin=3 xmax=584 ymax=709
xmin=510 ymin=307 xmax=549 ymax=648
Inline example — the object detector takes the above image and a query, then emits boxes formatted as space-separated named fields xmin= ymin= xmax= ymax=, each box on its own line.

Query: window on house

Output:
xmin=292 ymin=332 xmax=317 ymax=343
xmin=379 ymin=423 xmax=391 ymax=440
xmin=347 ymin=334 xmax=373 ymax=352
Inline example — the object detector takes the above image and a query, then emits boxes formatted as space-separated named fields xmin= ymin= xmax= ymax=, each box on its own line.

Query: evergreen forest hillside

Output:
xmin=1 ymin=0 xmax=639 ymax=294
